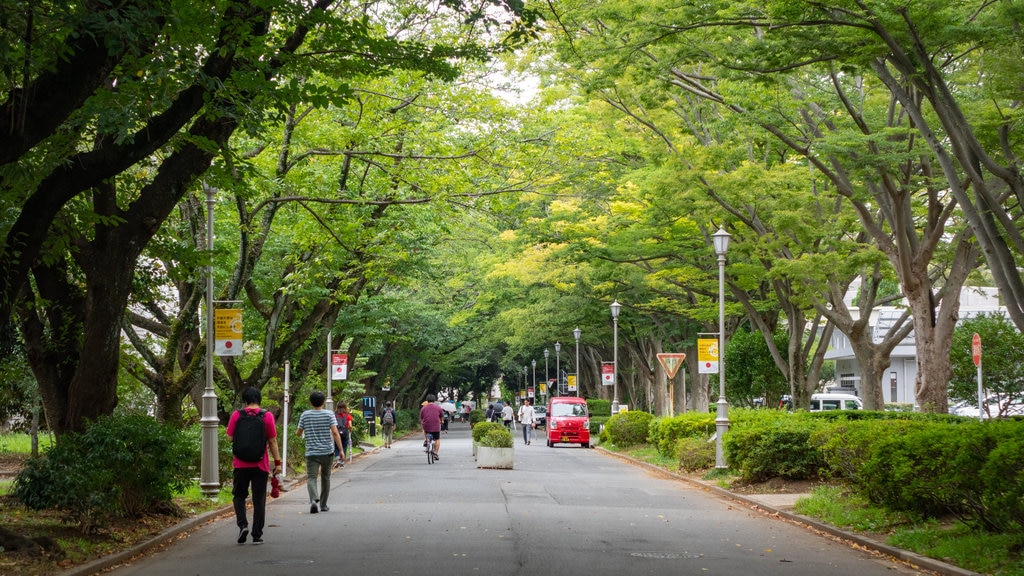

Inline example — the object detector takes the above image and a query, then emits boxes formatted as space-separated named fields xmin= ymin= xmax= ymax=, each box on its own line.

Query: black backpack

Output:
xmin=232 ymin=409 xmax=268 ymax=462
xmin=382 ymin=409 xmax=394 ymax=425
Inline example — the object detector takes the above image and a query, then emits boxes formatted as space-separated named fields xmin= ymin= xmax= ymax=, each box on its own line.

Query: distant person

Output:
xmin=485 ymin=403 xmax=496 ymax=423
xmin=420 ymin=394 xmax=444 ymax=461
xmin=380 ymin=401 xmax=397 ymax=448
xmin=461 ymin=403 xmax=471 ymax=423
xmin=226 ymin=386 xmax=281 ymax=545
xmin=517 ymin=398 xmax=536 ymax=445
xmin=334 ymin=402 xmax=353 ymax=466
xmin=296 ymin=391 xmax=344 ymax=514
xmin=501 ymin=403 xmax=514 ymax=430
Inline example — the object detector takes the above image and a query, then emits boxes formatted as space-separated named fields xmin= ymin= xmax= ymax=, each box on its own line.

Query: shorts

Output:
xmin=424 ymin=431 xmax=441 ymax=440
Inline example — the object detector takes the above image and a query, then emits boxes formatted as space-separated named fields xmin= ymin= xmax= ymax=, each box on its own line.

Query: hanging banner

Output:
xmin=214 ymin=308 xmax=243 ymax=356
xmin=601 ymin=362 xmax=614 ymax=386
xmin=698 ymin=338 xmax=719 ymax=374
xmin=331 ymin=353 xmax=348 ymax=380
xmin=528 ymin=386 xmax=535 ymax=398
xmin=539 ymin=382 xmax=547 ymax=395
xmin=567 ymin=375 xmax=577 ymax=393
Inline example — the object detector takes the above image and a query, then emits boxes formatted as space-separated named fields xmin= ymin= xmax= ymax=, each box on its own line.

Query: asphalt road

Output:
xmin=102 ymin=422 xmax=929 ymax=576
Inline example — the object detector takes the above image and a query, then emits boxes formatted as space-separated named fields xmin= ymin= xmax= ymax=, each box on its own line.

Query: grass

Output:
xmin=0 ymin=431 xmax=54 ymax=454
xmin=614 ymin=442 xmax=1024 ymax=576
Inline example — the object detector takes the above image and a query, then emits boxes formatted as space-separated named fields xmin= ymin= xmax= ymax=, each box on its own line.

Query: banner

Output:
xmin=214 ymin=308 xmax=243 ymax=356
xmin=567 ymin=374 xmax=577 ymax=392
xmin=698 ymin=338 xmax=719 ymax=374
xmin=601 ymin=362 xmax=614 ymax=386
xmin=331 ymin=353 xmax=348 ymax=380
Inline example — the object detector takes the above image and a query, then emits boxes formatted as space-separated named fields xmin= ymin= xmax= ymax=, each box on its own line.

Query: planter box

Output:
xmin=476 ymin=446 xmax=513 ymax=469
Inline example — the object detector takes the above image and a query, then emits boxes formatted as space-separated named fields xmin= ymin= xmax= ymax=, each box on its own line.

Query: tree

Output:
xmin=1 ymin=0 xmax=536 ymax=434
xmin=949 ymin=312 xmax=1024 ymax=418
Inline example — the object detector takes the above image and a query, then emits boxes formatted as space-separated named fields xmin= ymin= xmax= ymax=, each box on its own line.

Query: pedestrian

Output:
xmin=485 ymin=403 xmax=496 ymax=423
xmin=461 ymin=403 xmax=471 ymax=423
xmin=226 ymin=386 xmax=282 ymax=545
xmin=380 ymin=401 xmax=397 ymax=448
xmin=420 ymin=394 xmax=444 ymax=460
xmin=296 ymin=391 xmax=344 ymax=514
xmin=517 ymin=398 xmax=536 ymax=445
xmin=334 ymin=401 xmax=353 ymax=466
xmin=501 ymin=402 xmax=514 ymax=430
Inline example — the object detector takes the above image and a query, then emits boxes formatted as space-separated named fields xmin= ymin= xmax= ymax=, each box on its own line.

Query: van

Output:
xmin=546 ymin=396 xmax=591 ymax=448
xmin=809 ymin=392 xmax=863 ymax=412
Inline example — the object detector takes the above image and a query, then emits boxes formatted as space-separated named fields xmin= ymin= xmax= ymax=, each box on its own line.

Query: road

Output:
xmin=104 ymin=422 xmax=928 ymax=576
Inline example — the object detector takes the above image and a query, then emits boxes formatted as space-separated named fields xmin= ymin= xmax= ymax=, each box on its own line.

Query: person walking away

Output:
xmin=461 ymin=403 xmax=471 ymax=423
xmin=334 ymin=402 xmax=353 ymax=466
xmin=485 ymin=403 xmax=496 ymax=423
xmin=226 ymin=386 xmax=281 ymax=545
xmin=517 ymin=399 xmax=536 ymax=445
xmin=380 ymin=401 xmax=397 ymax=448
xmin=296 ymin=391 xmax=344 ymax=514
xmin=501 ymin=403 xmax=514 ymax=431
xmin=420 ymin=394 xmax=444 ymax=461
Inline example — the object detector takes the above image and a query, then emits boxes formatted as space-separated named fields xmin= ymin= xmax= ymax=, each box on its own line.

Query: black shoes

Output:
xmin=252 ymin=536 xmax=263 ymax=545
xmin=237 ymin=527 xmax=249 ymax=544
xmin=320 ymin=506 xmax=330 ymax=512
xmin=310 ymin=501 xmax=319 ymax=514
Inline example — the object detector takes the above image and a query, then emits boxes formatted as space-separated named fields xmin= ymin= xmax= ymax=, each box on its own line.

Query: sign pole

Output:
xmin=972 ymin=333 xmax=982 ymax=420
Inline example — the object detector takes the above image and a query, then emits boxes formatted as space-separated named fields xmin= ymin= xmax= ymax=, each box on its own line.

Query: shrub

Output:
xmin=724 ymin=417 xmax=826 ymax=482
xmin=472 ymin=421 xmax=505 ymax=443
xmin=479 ymin=427 xmax=514 ymax=448
xmin=677 ymin=436 xmax=716 ymax=472
xmin=12 ymin=413 xmax=196 ymax=529
xmin=604 ymin=411 xmax=653 ymax=447
xmin=812 ymin=419 xmax=929 ymax=481
xmin=469 ymin=409 xmax=485 ymax=425
xmin=649 ymin=413 xmax=716 ymax=458
xmin=588 ymin=399 xmax=611 ymax=417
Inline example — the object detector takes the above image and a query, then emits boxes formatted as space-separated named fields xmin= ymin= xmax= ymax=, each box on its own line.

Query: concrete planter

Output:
xmin=476 ymin=446 xmax=514 ymax=469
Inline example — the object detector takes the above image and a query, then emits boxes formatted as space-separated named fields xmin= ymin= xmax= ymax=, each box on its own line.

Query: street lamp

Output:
xmin=554 ymin=342 xmax=561 ymax=395
xmin=573 ymin=327 xmax=581 ymax=397
xmin=610 ymin=300 xmax=621 ymax=414
xmin=713 ymin=227 xmax=731 ymax=469
xmin=522 ymin=365 xmax=527 ymax=403
xmin=544 ymin=349 xmax=549 ymax=393
xmin=531 ymin=359 xmax=537 ymax=400
xmin=200 ymin=184 xmax=220 ymax=497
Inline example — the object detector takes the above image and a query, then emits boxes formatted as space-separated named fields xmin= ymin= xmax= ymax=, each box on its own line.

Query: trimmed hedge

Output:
xmin=472 ymin=421 xmax=505 ymax=443
xmin=603 ymin=410 xmax=653 ymax=447
xmin=648 ymin=412 xmax=716 ymax=457
xmin=724 ymin=417 xmax=827 ymax=482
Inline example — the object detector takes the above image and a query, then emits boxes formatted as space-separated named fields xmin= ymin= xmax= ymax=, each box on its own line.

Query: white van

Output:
xmin=809 ymin=393 xmax=863 ymax=412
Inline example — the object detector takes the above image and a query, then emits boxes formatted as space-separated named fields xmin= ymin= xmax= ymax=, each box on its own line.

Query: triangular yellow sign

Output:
xmin=657 ymin=353 xmax=686 ymax=379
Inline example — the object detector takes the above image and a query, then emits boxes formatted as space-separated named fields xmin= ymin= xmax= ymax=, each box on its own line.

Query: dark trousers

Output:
xmin=233 ymin=467 xmax=269 ymax=538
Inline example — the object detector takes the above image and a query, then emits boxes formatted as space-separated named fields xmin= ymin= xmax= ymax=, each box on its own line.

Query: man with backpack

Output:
xmin=226 ymin=386 xmax=282 ymax=545
xmin=297 ymin=391 xmax=344 ymax=514
xmin=380 ymin=401 xmax=397 ymax=448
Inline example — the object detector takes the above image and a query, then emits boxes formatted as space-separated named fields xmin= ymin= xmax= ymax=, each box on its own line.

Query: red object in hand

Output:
xmin=270 ymin=474 xmax=281 ymax=498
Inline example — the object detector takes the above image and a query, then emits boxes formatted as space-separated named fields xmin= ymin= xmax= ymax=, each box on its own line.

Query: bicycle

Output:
xmin=423 ymin=433 xmax=439 ymax=464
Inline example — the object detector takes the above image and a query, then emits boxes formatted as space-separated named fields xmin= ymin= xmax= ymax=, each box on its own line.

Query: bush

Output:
xmin=648 ymin=413 xmax=716 ymax=458
xmin=724 ymin=417 xmax=826 ymax=482
xmin=472 ymin=421 xmax=505 ymax=443
xmin=469 ymin=409 xmax=485 ymax=425
xmin=604 ymin=411 xmax=653 ymax=447
xmin=479 ymin=427 xmax=514 ymax=448
xmin=12 ymin=413 xmax=196 ymax=529
xmin=588 ymin=399 xmax=611 ymax=417
xmin=677 ymin=436 xmax=716 ymax=472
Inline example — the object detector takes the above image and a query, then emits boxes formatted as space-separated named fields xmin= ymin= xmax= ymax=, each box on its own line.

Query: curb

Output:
xmin=595 ymin=447 xmax=980 ymax=576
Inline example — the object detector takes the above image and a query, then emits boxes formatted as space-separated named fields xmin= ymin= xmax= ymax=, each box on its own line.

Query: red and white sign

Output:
xmin=656 ymin=353 xmax=686 ymax=379
xmin=331 ymin=353 xmax=348 ymax=380
xmin=972 ymin=333 xmax=981 ymax=367
xmin=601 ymin=362 xmax=614 ymax=386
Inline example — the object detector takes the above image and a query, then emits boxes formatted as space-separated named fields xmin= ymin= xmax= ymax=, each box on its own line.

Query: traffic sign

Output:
xmin=656 ymin=353 xmax=686 ymax=379
xmin=972 ymin=333 xmax=981 ymax=367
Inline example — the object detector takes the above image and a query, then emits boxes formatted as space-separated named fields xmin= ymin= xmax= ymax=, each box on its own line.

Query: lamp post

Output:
xmin=200 ymin=184 xmax=220 ymax=498
xmin=544 ymin=349 xmax=549 ymax=394
xmin=531 ymin=359 xmax=536 ymax=400
xmin=573 ymin=327 xmax=581 ymax=397
xmin=610 ymin=300 xmax=621 ymax=414
xmin=554 ymin=342 xmax=561 ymax=395
xmin=522 ymin=365 xmax=527 ymax=403
xmin=713 ymin=227 xmax=731 ymax=469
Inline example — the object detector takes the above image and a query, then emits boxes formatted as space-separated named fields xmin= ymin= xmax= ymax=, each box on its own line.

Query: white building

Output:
xmin=824 ymin=286 xmax=1002 ymax=403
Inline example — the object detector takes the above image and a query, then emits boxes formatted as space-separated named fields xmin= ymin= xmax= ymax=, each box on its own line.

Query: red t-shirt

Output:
xmin=226 ymin=407 xmax=277 ymax=472
xmin=419 ymin=403 xmax=444 ymax=433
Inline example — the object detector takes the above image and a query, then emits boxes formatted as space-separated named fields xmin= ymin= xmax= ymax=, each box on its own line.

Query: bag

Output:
xmin=232 ymin=409 xmax=268 ymax=463
xmin=382 ymin=409 xmax=394 ymax=425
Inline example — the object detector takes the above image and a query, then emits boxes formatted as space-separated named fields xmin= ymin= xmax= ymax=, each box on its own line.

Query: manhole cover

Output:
xmin=252 ymin=559 xmax=317 ymax=566
xmin=630 ymin=551 xmax=702 ymax=559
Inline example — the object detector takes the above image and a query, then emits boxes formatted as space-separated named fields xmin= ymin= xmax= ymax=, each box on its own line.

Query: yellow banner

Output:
xmin=698 ymin=338 xmax=719 ymax=374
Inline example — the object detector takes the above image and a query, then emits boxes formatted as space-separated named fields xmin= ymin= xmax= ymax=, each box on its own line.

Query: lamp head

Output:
xmin=610 ymin=299 xmax=621 ymax=319
xmin=555 ymin=341 xmax=561 ymax=353
xmin=573 ymin=326 xmax=581 ymax=341
xmin=532 ymin=359 xmax=536 ymax=368
xmin=712 ymin=227 xmax=731 ymax=255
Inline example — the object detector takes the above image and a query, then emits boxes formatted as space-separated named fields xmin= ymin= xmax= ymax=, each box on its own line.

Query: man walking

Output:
xmin=297 ymin=391 xmax=344 ymax=514
xmin=517 ymin=398 xmax=536 ymax=445
xmin=226 ymin=386 xmax=282 ymax=545
xmin=380 ymin=401 xmax=397 ymax=448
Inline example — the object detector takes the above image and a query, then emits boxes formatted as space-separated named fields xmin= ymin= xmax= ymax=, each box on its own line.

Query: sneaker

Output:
xmin=237 ymin=527 xmax=249 ymax=544
xmin=320 ymin=505 xmax=330 ymax=512
xmin=431 ymin=451 xmax=439 ymax=461
xmin=252 ymin=537 xmax=263 ymax=545
xmin=310 ymin=501 xmax=319 ymax=514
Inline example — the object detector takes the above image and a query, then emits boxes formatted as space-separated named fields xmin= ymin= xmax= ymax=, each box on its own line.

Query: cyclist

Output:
xmin=419 ymin=394 xmax=444 ymax=461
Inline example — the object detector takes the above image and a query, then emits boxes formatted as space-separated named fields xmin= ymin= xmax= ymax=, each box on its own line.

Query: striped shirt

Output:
xmin=297 ymin=409 xmax=338 ymax=456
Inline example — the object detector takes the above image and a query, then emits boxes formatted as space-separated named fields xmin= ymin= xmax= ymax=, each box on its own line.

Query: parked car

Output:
xmin=533 ymin=406 xmax=547 ymax=428
xmin=546 ymin=396 xmax=590 ymax=448
xmin=809 ymin=392 xmax=863 ymax=412
xmin=952 ymin=395 xmax=1024 ymax=419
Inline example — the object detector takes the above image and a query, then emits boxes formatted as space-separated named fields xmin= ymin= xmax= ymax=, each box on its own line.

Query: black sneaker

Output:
xmin=237 ymin=527 xmax=249 ymax=544
xmin=310 ymin=501 xmax=319 ymax=514
xmin=252 ymin=537 xmax=264 ymax=545
xmin=320 ymin=505 xmax=330 ymax=512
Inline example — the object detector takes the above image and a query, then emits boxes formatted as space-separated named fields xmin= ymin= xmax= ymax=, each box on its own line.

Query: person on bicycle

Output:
xmin=420 ymin=394 xmax=444 ymax=461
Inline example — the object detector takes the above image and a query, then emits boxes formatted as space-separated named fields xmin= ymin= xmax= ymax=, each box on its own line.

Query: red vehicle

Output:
xmin=546 ymin=396 xmax=591 ymax=448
